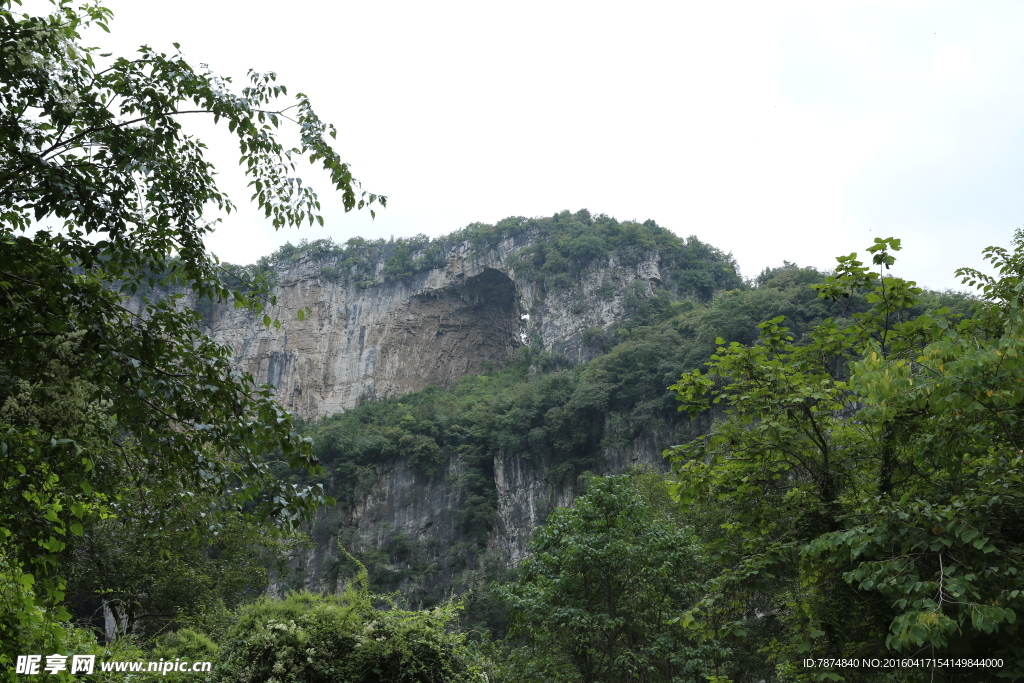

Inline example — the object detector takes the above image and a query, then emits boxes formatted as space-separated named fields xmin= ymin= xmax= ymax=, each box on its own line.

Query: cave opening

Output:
xmin=375 ymin=268 xmax=521 ymax=395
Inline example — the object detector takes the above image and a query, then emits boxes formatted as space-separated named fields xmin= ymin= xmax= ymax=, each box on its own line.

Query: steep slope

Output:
xmin=201 ymin=211 xmax=739 ymax=421
xmin=176 ymin=210 xmax=754 ymax=616
xmin=211 ymin=212 xmax=971 ymax=622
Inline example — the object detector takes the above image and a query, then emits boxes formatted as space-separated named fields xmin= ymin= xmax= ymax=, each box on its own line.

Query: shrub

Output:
xmin=216 ymin=569 xmax=481 ymax=683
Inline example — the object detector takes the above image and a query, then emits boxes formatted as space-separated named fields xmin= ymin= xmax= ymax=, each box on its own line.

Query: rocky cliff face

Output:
xmin=203 ymin=228 xmax=667 ymax=421
xmin=195 ymin=221 xmax=726 ymax=600
xmin=490 ymin=420 xmax=685 ymax=567
xmin=288 ymin=417 xmax=690 ymax=598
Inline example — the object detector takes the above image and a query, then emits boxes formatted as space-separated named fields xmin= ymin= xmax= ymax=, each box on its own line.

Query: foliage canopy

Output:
xmin=498 ymin=471 xmax=717 ymax=682
xmin=214 ymin=569 xmax=482 ymax=683
xmin=0 ymin=0 xmax=380 ymax=668
xmin=669 ymin=236 xmax=1023 ymax=680
xmin=229 ymin=209 xmax=741 ymax=300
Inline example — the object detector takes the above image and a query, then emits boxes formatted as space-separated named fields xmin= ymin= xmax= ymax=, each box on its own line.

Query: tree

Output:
xmin=499 ymin=471 xmax=716 ymax=682
xmin=668 ymin=236 xmax=1024 ymax=680
xmin=0 ymin=0 xmax=382 ymax=668
xmin=64 ymin=477 xmax=309 ymax=640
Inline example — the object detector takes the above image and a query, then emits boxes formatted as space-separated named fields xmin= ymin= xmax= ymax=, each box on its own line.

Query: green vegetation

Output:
xmin=0 ymin=0 xmax=374 ymax=675
xmin=6 ymin=2 xmax=1024 ymax=681
xmin=285 ymin=254 xmax=973 ymax=640
xmin=64 ymin=480 xmax=308 ymax=640
xmin=19 ymin=224 xmax=996 ymax=681
xmin=223 ymin=209 xmax=741 ymax=303
xmin=668 ymin=237 xmax=1024 ymax=679
xmin=506 ymin=212 xmax=741 ymax=300
xmin=497 ymin=471 xmax=717 ymax=682
xmin=212 ymin=572 xmax=481 ymax=683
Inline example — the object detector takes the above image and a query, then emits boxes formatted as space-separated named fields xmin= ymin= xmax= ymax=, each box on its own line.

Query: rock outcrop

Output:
xmin=203 ymin=228 xmax=666 ymax=421
xmin=193 ymin=220 xmax=730 ymax=599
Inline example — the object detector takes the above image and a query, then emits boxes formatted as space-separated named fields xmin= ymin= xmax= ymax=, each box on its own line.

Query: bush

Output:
xmin=215 ymin=570 xmax=482 ymax=683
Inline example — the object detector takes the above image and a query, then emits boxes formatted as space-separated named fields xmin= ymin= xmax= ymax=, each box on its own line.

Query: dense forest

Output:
xmin=3 ymin=2 xmax=1024 ymax=682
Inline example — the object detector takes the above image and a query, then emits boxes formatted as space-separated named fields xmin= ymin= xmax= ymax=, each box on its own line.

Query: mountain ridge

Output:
xmin=193 ymin=210 xmax=740 ymax=420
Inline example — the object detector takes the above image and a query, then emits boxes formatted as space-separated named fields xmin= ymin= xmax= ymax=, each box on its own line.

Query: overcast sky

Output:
xmin=65 ymin=1 xmax=1024 ymax=291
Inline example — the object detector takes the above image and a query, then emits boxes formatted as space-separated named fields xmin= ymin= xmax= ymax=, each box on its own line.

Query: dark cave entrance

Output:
xmin=376 ymin=268 xmax=521 ymax=394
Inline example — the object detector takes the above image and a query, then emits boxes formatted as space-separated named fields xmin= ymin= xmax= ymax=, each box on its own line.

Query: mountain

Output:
xmin=183 ymin=210 xmax=744 ymax=615
xmin=140 ymin=209 xmax=974 ymax=632
xmin=198 ymin=211 xmax=739 ymax=420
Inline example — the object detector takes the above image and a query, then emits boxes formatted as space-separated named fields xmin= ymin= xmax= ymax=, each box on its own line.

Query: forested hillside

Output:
xmin=278 ymin=226 xmax=973 ymax=630
xmin=5 ymin=2 xmax=1024 ymax=682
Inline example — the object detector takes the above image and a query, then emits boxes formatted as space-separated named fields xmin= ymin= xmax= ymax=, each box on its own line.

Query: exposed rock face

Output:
xmin=199 ymin=227 xmax=705 ymax=595
xmin=492 ymin=421 xmax=685 ymax=566
xmin=375 ymin=268 xmax=521 ymax=399
xmin=203 ymin=229 xmax=664 ymax=421
xmin=289 ymin=422 xmax=688 ymax=597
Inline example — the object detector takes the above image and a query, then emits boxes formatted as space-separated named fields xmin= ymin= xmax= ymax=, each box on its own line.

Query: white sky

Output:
xmin=63 ymin=1 xmax=1024 ymax=290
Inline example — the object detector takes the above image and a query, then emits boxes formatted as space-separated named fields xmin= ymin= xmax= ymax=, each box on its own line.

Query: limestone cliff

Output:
xmin=196 ymin=213 xmax=738 ymax=603
xmin=204 ymin=227 xmax=674 ymax=421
